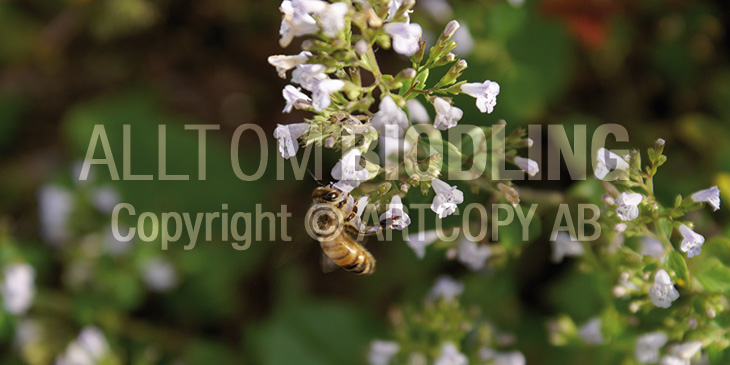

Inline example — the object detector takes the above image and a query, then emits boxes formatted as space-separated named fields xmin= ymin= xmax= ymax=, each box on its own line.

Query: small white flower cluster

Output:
xmin=428 ymin=275 xmax=464 ymax=302
xmin=0 ymin=263 xmax=35 ymax=315
xmin=406 ymin=232 xmax=492 ymax=270
xmin=595 ymin=144 xmax=720 ymax=261
xmin=635 ymin=331 xmax=702 ymax=365
xmin=56 ymin=326 xmax=111 ymax=365
xmin=550 ymin=231 xmax=584 ymax=264
xmin=648 ymin=269 xmax=680 ymax=309
xmin=367 ymin=340 xmax=400 ymax=365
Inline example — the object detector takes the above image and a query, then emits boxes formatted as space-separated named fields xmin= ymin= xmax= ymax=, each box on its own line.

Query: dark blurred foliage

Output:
xmin=0 ymin=0 xmax=729 ymax=364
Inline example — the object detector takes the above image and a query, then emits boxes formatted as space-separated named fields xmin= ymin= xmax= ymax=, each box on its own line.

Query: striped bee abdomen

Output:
xmin=320 ymin=238 xmax=376 ymax=275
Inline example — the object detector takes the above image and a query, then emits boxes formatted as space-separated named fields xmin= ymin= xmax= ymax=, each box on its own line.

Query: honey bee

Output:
xmin=306 ymin=185 xmax=396 ymax=275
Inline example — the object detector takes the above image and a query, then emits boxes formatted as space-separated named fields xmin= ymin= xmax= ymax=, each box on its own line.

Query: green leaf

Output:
xmin=666 ymin=250 xmax=689 ymax=285
xmin=694 ymin=257 xmax=730 ymax=293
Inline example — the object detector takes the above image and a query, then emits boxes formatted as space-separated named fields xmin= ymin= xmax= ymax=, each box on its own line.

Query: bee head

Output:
xmin=313 ymin=186 xmax=343 ymax=204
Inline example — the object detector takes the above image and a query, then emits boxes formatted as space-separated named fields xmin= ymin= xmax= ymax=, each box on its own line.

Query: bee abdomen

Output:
xmin=321 ymin=241 xmax=376 ymax=275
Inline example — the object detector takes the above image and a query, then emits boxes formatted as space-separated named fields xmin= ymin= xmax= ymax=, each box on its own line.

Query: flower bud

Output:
xmin=497 ymin=183 xmax=520 ymax=206
xmin=435 ymin=59 xmax=467 ymax=88
xmin=396 ymin=68 xmax=417 ymax=81
xmin=366 ymin=8 xmax=382 ymax=28
xmin=442 ymin=20 xmax=460 ymax=40
xmin=601 ymin=194 xmax=615 ymax=205
xmin=355 ymin=39 xmax=369 ymax=55
xmin=411 ymin=39 xmax=425 ymax=64
xmin=325 ymin=136 xmax=335 ymax=148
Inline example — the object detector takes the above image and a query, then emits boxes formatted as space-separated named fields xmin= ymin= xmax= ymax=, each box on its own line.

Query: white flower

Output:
xmin=372 ymin=96 xmax=410 ymax=137
xmin=368 ymin=340 xmax=399 ymax=365
xmin=91 ymin=186 xmax=120 ymax=213
xmin=406 ymin=230 xmax=439 ymax=259
xmin=406 ymin=99 xmax=429 ymax=123
xmin=457 ymin=238 xmax=491 ymax=271
xmin=452 ymin=22 xmax=475 ymax=56
xmin=282 ymin=85 xmax=311 ymax=112
xmin=379 ymin=125 xmax=407 ymax=160
xmin=679 ymin=224 xmax=705 ymax=258
xmin=635 ymin=331 xmax=668 ymax=364
xmin=142 ymin=257 xmax=178 ymax=292
xmin=432 ymin=97 xmax=463 ymax=130
xmin=38 ymin=185 xmax=74 ymax=245
xmin=267 ymin=51 xmax=311 ymax=78
xmin=578 ymin=317 xmax=604 ymax=345
xmin=667 ymin=341 xmax=702 ymax=360
xmin=435 ymin=342 xmax=468 ymax=365
xmin=278 ymin=0 xmax=325 ymax=48
xmin=428 ymin=275 xmax=464 ymax=302
xmin=594 ymin=148 xmax=629 ymax=180
xmin=659 ymin=355 xmax=684 ymax=365
xmin=317 ymin=2 xmax=349 ymax=37
xmin=291 ymin=63 xmax=327 ymax=91
xmin=57 ymin=326 xmax=109 ymax=365
xmin=460 ymin=80 xmax=500 ymax=113
xmin=513 ymin=156 xmax=539 ymax=177
xmin=615 ymin=192 xmax=643 ymax=221
xmin=550 ymin=232 xmax=584 ymax=263
xmin=430 ymin=178 xmax=464 ymax=218
xmin=332 ymin=149 xmax=371 ymax=192
xmin=386 ymin=0 xmax=409 ymax=22
xmin=312 ymin=79 xmax=344 ymax=111
xmin=691 ymin=186 xmax=720 ymax=211
xmin=640 ymin=236 xmax=665 ymax=258
xmin=507 ymin=0 xmax=525 ymax=7
xmin=1 ymin=263 xmax=35 ymax=315
xmin=273 ymin=123 xmax=309 ymax=159
xmin=492 ymin=351 xmax=526 ymax=365
xmin=383 ymin=22 xmax=423 ymax=56
xmin=380 ymin=196 xmax=411 ymax=230
xmin=649 ymin=269 xmax=679 ymax=308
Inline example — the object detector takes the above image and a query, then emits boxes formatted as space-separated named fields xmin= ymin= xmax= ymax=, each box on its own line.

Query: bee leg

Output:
xmin=345 ymin=211 xmax=357 ymax=222
xmin=358 ymin=216 xmax=400 ymax=236
xmin=379 ymin=216 xmax=399 ymax=230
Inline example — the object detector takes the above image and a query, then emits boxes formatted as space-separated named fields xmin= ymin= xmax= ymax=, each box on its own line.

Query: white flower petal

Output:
xmin=691 ymin=186 xmax=720 ymax=211
xmin=636 ymin=331 xmax=668 ymax=364
xmin=460 ymin=80 xmax=500 ymax=113
xmin=649 ymin=269 xmax=679 ymax=308
xmin=550 ymin=232 xmax=584 ymax=263
xmin=372 ymin=96 xmax=409 ymax=136
xmin=379 ymin=195 xmax=411 ymax=230
xmin=383 ymin=22 xmax=423 ymax=56
xmin=406 ymin=99 xmax=429 ymax=123
xmin=578 ymin=318 xmax=604 ymax=345
xmin=457 ymin=238 xmax=491 ymax=271
xmin=428 ymin=276 xmax=464 ymax=302
xmin=267 ymin=51 xmax=311 ymax=78
xmin=435 ymin=342 xmax=468 ymax=365
xmin=368 ymin=340 xmax=399 ymax=365
xmin=679 ymin=224 xmax=705 ymax=258
xmin=1 ymin=263 xmax=35 ymax=315
xmin=406 ymin=230 xmax=439 ymax=259
xmin=513 ymin=156 xmax=539 ymax=177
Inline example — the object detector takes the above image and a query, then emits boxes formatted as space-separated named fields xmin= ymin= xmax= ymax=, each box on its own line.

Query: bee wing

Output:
xmin=320 ymin=251 xmax=341 ymax=273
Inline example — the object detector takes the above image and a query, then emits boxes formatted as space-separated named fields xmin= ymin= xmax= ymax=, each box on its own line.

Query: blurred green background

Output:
xmin=0 ymin=0 xmax=729 ymax=364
